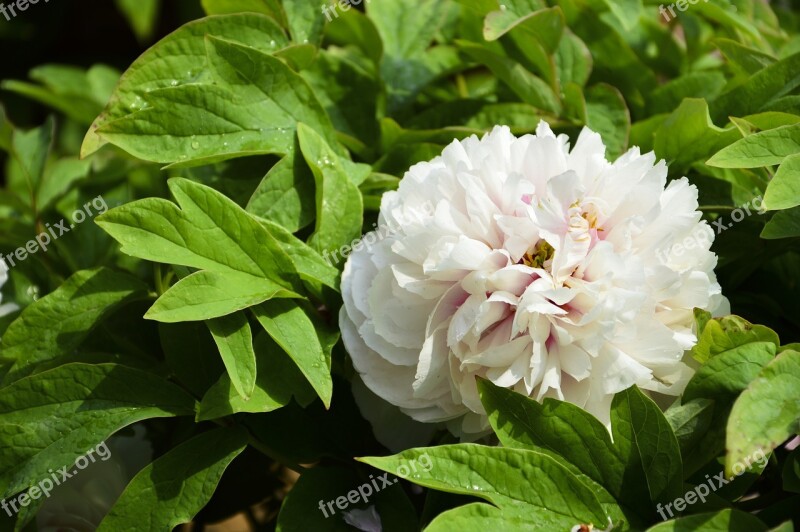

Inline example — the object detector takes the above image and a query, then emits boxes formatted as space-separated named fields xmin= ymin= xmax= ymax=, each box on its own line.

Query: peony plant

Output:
xmin=0 ymin=0 xmax=798 ymax=531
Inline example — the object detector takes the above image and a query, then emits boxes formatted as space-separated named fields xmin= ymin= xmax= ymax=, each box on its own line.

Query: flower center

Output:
xmin=520 ymin=240 xmax=554 ymax=269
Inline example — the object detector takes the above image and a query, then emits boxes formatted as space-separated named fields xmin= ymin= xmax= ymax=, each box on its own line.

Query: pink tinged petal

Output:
xmin=426 ymin=283 xmax=469 ymax=335
xmin=496 ymin=212 xmax=540 ymax=260
xmin=465 ymin=334 xmax=531 ymax=368
xmin=488 ymin=264 xmax=536 ymax=296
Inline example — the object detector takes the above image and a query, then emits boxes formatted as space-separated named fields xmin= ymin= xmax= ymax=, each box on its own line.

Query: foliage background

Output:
xmin=0 ymin=0 xmax=799 ymax=531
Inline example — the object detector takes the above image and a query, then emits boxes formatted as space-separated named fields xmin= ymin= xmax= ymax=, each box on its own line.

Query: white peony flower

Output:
xmin=340 ymin=122 xmax=728 ymax=436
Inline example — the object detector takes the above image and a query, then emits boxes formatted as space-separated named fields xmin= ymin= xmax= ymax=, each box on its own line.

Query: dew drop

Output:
xmin=303 ymin=38 xmax=309 ymax=44
xmin=170 ymin=80 xmax=178 ymax=86
xmin=191 ymin=141 xmax=200 ymax=150
xmin=270 ymin=39 xmax=276 ymax=47
xmin=499 ymin=4 xmax=507 ymax=10
xmin=223 ymin=142 xmax=229 ymax=147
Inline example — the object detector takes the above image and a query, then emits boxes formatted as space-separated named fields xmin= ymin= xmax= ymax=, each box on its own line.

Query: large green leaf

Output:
xmin=98 ymin=427 xmax=248 ymax=531
xmin=707 ymin=123 xmax=800 ymax=168
xmin=683 ymin=346 xmax=776 ymax=403
xmin=726 ymin=350 xmax=800 ymax=475
xmin=0 ymin=364 xmax=195 ymax=497
xmin=252 ymin=300 xmax=333 ymax=408
xmin=83 ymin=14 xmax=291 ymax=157
xmin=94 ymin=36 xmax=337 ymax=166
xmin=691 ymin=315 xmax=780 ymax=365
xmin=360 ymin=444 xmax=610 ymax=529
xmin=1 ymin=268 xmax=149 ymax=383
xmin=478 ymin=380 xmax=633 ymax=525
xmin=96 ymin=178 xmax=301 ymax=294
xmin=610 ymin=386 xmax=683 ymax=505
xmin=8 ymin=118 xmax=53 ymax=205
xmin=478 ymin=379 xmax=625 ymax=497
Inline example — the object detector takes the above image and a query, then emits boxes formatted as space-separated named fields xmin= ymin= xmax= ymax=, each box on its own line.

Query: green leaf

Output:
xmin=98 ymin=427 xmax=247 ymax=532
xmin=707 ymin=123 xmax=800 ymax=168
xmin=360 ymin=444 xmax=610 ymax=529
xmin=691 ymin=315 xmax=780 ymax=365
xmin=645 ymin=508 xmax=767 ymax=532
xmin=654 ymin=99 xmax=740 ymax=169
xmin=484 ymin=7 xmax=564 ymax=52
xmin=276 ymin=465 xmax=418 ymax=532
xmin=0 ymin=364 xmax=195 ymax=497
xmin=761 ymin=206 xmax=800 ymax=239
xmin=145 ymin=270 xmax=299 ymax=323
xmin=683 ymin=345 xmax=776 ymax=403
xmin=9 ymin=118 xmax=53 ymax=202
xmin=368 ymin=0 xmax=452 ymax=112
xmin=710 ymin=52 xmax=800 ymax=123
xmin=253 ymin=300 xmax=333 ymax=408
xmin=726 ymin=350 xmax=800 ymax=475
xmin=283 ymin=0 xmax=326 ymax=45
xmin=83 ymin=14 xmax=291 ymax=157
xmin=115 ymin=0 xmax=161 ymax=42
xmin=649 ymin=72 xmax=727 ymax=116
xmin=206 ymin=312 xmax=257 ymax=400
xmin=247 ymin=153 xmax=315 ymax=233
xmin=296 ymin=123 xmax=363 ymax=257
xmin=458 ymin=41 xmax=561 ymax=114
xmin=715 ymin=38 xmax=776 ymax=75
xmin=36 ymin=157 xmax=92 ymax=212
xmin=586 ymin=83 xmax=630 ymax=160
xmin=555 ymin=31 xmax=592 ymax=88
xmin=664 ymin=398 xmax=715 ymax=460
xmin=258 ymin=218 xmax=340 ymax=292
xmin=1 ymin=268 xmax=149 ymax=383
xmin=97 ymin=178 xmax=301 ymax=294
xmin=196 ymin=331 xmax=312 ymax=420
xmin=478 ymin=379 xmax=625 ymax=496
xmin=201 ymin=0 xmax=284 ymax=20
xmin=610 ymin=386 xmax=683 ymax=505
xmin=96 ymin=36 xmax=337 ymax=167
xmin=764 ymin=153 xmax=800 ymax=210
